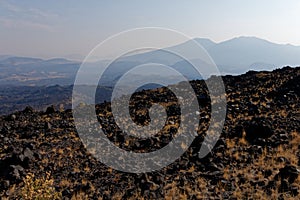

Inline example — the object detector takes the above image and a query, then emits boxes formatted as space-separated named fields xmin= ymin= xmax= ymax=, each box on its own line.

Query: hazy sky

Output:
xmin=1 ymin=0 xmax=300 ymax=59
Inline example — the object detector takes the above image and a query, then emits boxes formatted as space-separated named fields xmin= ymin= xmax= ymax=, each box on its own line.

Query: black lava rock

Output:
xmin=243 ymin=118 xmax=273 ymax=144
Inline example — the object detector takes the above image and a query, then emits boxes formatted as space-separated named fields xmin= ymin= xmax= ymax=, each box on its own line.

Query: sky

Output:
xmin=1 ymin=0 xmax=300 ymax=59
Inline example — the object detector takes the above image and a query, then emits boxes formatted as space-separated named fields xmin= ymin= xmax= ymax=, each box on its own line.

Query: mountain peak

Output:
xmin=221 ymin=36 xmax=273 ymax=45
xmin=194 ymin=38 xmax=216 ymax=43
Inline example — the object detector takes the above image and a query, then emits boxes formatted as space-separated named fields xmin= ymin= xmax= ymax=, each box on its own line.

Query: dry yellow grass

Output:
xmin=223 ymin=131 xmax=300 ymax=199
xmin=21 ymin=171 xmax=61 ymax=200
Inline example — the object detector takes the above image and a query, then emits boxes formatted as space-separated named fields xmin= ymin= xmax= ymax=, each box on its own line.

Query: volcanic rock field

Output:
xmin=0 ymin=66 xmax=299 ymax=199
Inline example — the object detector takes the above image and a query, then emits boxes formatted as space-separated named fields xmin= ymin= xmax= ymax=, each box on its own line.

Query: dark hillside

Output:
xmin=0 ymin=66 xmax=299 ymax=199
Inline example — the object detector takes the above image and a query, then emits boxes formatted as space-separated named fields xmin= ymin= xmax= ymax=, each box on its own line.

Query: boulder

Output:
xmin=243 ymin=118 xmax=273 ymax=144
xmin=45 ymin=105 xmax=56 ymax=114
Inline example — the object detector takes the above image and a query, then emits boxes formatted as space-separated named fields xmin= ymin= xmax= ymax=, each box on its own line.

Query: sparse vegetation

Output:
xmin=20 ymin=172 xmax=61 ymax=200
xmin=0 ymin=66 xmax=299 ymax=199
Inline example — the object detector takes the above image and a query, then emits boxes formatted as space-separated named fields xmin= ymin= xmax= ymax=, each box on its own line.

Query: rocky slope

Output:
xmin=0 ymin=66 xmax=299 ymax=199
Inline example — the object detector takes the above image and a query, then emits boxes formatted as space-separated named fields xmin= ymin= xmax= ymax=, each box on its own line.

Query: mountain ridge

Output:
xmin=1 ymin=36 xmax=300 ymax=86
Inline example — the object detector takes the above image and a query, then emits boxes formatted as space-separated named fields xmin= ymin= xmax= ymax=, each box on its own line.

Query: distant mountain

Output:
xmin=0 ymin=56 xmax=80 ymax=86
xmin=110 ymin=36 xmax=300 ymax=76
xmin=45 ymin=58 xmax=77 ymax=64
xmin=1 ymin=37 xmax=300 ymax=86
xmin=159 ymin=36 xmax=300 ymax=74
xmin=194 ymin=38 xmax=217 ymax=50
xmin=168 ymin=38 xmax=217 ymax=56
xmin=0 ymin=56 xmax=43 ymax=65
xmin=117 ymin=38 xmax=217 ymax=66
xmin=204 ymin=36 xmax=300 ymax=73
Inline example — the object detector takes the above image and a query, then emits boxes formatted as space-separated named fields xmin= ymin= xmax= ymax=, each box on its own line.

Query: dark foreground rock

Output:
xmin=0 ymin=66 xmax=299 ymax=199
